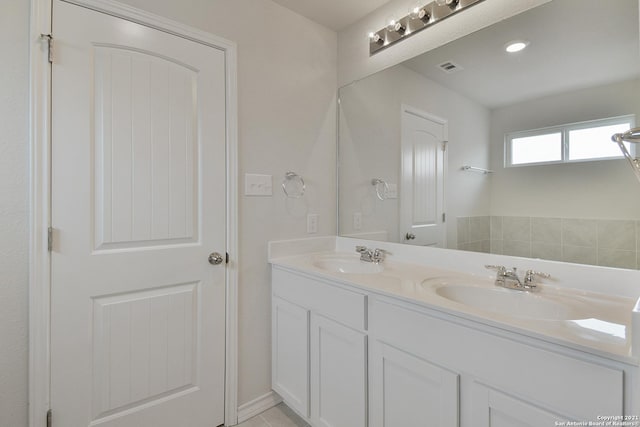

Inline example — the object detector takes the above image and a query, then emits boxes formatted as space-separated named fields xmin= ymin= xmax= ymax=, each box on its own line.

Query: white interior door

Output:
xmin=50 ymin=1 xmax=227 ymax=426
xmin=400 ymin=106 xmax=447 ymax=247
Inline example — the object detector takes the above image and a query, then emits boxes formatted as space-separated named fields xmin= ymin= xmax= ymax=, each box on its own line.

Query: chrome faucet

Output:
xmin=355 ymin=246 xmax=389 ymax=264
xmin=485 ymin=265 xmax=550 ymax=291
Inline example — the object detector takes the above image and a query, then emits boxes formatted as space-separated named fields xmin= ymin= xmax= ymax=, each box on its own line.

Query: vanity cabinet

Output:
xmin=272 ymin=267 xmax=367 ymax=427
xmin=369 ymin=296 xmax=625 ymax=426
xmin=272 ymin=264 xmax=635 ymax=427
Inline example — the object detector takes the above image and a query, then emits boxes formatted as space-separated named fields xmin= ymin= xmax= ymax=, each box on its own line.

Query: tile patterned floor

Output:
xmin=236 ymin=403 xmax=310 ymax=427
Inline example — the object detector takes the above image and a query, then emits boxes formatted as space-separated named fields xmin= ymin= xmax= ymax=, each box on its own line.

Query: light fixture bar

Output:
xmin=369 ymin=0 xmax=486 ymax=56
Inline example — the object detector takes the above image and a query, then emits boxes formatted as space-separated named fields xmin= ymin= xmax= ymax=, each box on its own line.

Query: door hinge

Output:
xmin=46 ymin=409 xmax=52 ymax=427
xmin=47 ymin=227 xmax=53 ymax=252
xmin=442 ymin=213 xmax=446 ymax=222
xmin=40 ymin=34 xmax=54 ymax=63
xmin=442 ymin=141 xmax=448 ymax=151
xmin=225 ymin=252 xmax=229 ymax=264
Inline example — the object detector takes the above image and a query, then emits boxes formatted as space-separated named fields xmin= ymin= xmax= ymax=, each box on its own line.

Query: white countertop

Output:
xmin=270 ymin=249 xmax=639 ymax=365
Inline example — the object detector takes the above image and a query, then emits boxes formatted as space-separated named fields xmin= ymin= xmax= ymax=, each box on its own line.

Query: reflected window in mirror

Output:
xmin=506 ymin=115 xmax=636 ymax=167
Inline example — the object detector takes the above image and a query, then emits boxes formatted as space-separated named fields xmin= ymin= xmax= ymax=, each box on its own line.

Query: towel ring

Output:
xmin=371 ymin=178 xmax=389 ymax=201
xmin=282 ymin=172 xmax=305 ymax=198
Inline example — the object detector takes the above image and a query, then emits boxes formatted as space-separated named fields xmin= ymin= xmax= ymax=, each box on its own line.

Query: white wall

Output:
xmin=337 ymin=0 xmax=550 ymax=87
xmin=490 ymin=78 xmax=640 ymax=219
xmin=0 ymin=1 xmax=30 ymax=425
xmin=2 ymin=0 xmax=336 ymax=422
xmin=339 ymin=64 xmax=490 ymax=246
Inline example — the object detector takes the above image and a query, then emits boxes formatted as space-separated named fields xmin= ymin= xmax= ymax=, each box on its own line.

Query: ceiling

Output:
xmin=271 ymin=0 xmax=391 ymax=31
xmin=403 ymin=0 xmax=640 ymax=109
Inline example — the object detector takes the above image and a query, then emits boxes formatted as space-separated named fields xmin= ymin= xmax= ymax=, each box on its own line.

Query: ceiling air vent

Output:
xmin=438 ymin=61 xmax=463 ymax=74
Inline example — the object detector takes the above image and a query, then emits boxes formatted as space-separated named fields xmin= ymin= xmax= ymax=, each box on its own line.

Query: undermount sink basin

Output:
xmin=313 ymin=255 xmax=383 ymax=274
xmin=423 ymin=279 xmax=586 ymax=320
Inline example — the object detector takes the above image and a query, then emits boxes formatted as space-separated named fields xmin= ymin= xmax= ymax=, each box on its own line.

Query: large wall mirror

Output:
xmin=338 ymin=0 xmax=640 ymax=269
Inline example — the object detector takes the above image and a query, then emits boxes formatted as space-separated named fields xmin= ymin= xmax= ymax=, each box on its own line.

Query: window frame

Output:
xmin=505 ymin=114 xmax=636 ymax=168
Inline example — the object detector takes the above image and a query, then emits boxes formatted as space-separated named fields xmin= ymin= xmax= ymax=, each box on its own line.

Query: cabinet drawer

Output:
xmin=370 ymin=297 xmax=623 ymax=420
xmin=272 ymin=268 xmax=367 ymax=331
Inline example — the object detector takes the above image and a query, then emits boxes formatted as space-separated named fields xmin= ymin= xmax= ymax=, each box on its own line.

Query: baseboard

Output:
xmin=236 ymin=391 xmax=282 ymax=423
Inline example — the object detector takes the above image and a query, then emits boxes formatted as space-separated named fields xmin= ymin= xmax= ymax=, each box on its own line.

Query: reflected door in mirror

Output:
xmin=401 ymin=106 xmax=447 ymax=247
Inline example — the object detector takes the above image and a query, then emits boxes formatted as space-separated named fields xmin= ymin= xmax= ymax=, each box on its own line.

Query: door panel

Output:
xmin=401 ymin=107 xmax=446 ymax=247
xmin=94 ymin=46 xmax=199 ymax=248
xmin=91 ymin=283 xmax=198 ymax=418
xmin=51 ymin=1 xmax=226 ymax=426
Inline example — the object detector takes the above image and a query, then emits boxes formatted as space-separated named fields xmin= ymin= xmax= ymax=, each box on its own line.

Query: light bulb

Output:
xmin=385 ymin=14 xmax=398 ymax=31
xmin=408 ymin=2 xmax=422 ymax=18
xmin=369 ymin=32 xmax=384 ymax=44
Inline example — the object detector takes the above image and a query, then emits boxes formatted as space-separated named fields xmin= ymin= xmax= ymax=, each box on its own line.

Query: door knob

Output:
xmin=405 ymin=232 xmax=416 ymax=240
xmin=208 ymin=252 xmax=225 ymax=265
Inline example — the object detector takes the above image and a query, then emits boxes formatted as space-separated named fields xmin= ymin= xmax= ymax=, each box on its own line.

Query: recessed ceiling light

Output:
xmin=505 ymin=40 xmax=529 ymax=53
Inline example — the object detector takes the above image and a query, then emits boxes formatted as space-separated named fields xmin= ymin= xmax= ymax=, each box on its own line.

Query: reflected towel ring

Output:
xmin=371 ymin=178 xmax=389 ymax=201
xmin=282 ymin=172 xmax=305 ymax=198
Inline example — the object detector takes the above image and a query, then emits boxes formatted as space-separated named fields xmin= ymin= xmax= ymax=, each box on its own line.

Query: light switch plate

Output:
xmin=245 ymin=173 xmax=272 ymax=196
xmin=353 ymin=212 xmax=362 ymax=230
xmin=307 ymin=214 xmax=319 ymax=234
xmin=386 ymin=183 xmax=398 ymax=199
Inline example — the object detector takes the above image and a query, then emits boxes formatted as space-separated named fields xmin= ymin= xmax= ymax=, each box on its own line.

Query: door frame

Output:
xmin=28 ymin=1 xmax=239 ymax=426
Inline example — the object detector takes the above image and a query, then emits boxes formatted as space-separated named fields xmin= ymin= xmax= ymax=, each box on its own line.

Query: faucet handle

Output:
xmin=485 ymin=264 xmax=506 ymax=273
xmin=524 ymin=270 xmax=550 ymax=282
xmin=372 ymin=248 xmax=390 ymax=261
xmin=355 ymin=245 xmax=368 ymax=253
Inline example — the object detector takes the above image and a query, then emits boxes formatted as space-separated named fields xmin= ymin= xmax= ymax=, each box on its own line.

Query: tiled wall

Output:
xmin=456 ymin=216 xmax=491 ymax=253
xmin=457 ymin=216 xmax=640 ymax=269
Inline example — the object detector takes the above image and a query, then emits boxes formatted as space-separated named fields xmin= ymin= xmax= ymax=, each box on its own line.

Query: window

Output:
xmin=505 ymin=115 xmax=635 ymax=167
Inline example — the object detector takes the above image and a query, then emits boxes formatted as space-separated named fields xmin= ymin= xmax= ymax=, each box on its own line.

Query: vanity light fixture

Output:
xmin=505 ymin=40 xmax=529 ymax=53
xmin=369 ymin=0 xmax=485 ymax=55
xmin=435 ymin=0 xmax=459 ymax=7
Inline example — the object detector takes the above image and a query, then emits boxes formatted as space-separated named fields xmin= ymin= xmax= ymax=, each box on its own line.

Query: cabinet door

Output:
xmin=369 ymin=340 xmax=459 ymax=427
xmin=471 ymin=383 xmax=560 ymax=427
xmin=272 ymin=297 xmax=310 ymax=417
xmin=310 ymin=314 xmax=367 ymax=427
